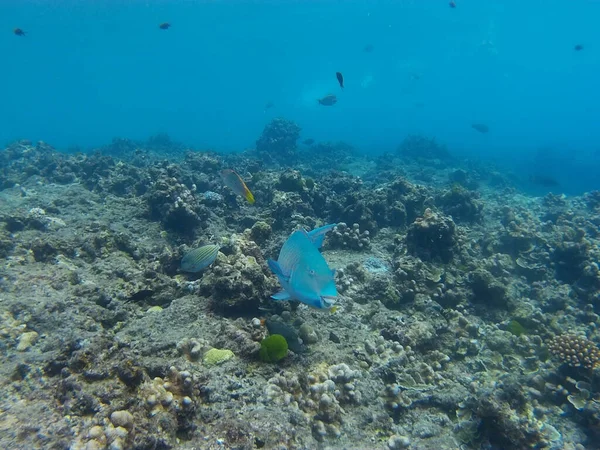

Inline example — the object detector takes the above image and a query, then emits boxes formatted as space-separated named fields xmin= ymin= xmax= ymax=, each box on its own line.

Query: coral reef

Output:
xmin=406 ymin=208 xmax=457 ymax=263
xmin=548 ymin=334 xmax=600 ymax=369
xmin=198 ymin=234 xmax=278 ymax=315
xmin=1 ymin=133 xmax=600 ymax=450
xmin=396 ymin=135 xmax=451 ymax=162
xmin=328 ymin=222 xmax=371 ymax=250
xmin=255 ymin=118 xmax=301 ymax=164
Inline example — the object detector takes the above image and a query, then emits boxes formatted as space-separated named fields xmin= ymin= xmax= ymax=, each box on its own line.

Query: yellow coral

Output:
xmin=203 ymin=348 xmax=234 ymax=366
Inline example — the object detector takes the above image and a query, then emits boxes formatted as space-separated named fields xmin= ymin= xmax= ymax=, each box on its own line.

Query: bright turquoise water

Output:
xmin=2 ymin=0 xmax=599 ymax=193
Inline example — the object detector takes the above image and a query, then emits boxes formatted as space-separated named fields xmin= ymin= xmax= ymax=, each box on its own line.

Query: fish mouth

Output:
xmin=321 ymin=296 xmax=337 ymax=307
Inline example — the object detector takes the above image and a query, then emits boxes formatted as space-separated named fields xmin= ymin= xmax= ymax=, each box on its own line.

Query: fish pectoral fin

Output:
xmin=267 ymin=259 xmax=282 ymax=275
xmin=272 ymin=290 xmax=291 ymax=301
xmin=268 ymin=259 xmax=291 ymax=283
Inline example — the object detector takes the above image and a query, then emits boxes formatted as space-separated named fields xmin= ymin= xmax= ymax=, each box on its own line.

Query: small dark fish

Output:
xmin=363 ymin=44 xmax=374 ymax=53
xmin=449 ymin=0 xmax=456 ymax=8
xmin=318 ymin=94 xmax=337 ymax=106
xmin=303 ymin=138 xmax=315 ymax=146
xmin=529 ymin=175 xmax=560 ymax=187
xmin=472 ymin=123 xmax=489 ymax=133
xmin=574 ymin=44 xmax=584 ymax=51
xmin=264 ymin=101 xmax=274 ymax=110
xmin=159 ymin=23 xmax=171 ymax=30
xmin=336 ymin=72 xmax=344 ymax=89
xmin=14 ymin=28 xmax=26 ymax=36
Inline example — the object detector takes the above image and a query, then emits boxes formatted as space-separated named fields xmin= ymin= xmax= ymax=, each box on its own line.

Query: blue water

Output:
xmin=3 ymin=0 xmax=600 ymax=193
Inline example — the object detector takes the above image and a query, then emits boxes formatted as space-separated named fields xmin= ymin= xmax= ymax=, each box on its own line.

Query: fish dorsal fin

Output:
xmin=307 ymin=224 xmax=337 ymax=249
xmin=276 ymin=230 xmax=311 ymax=274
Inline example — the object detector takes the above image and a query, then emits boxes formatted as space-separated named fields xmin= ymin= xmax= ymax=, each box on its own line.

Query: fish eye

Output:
xmin=309 ymin=269 xmax=316 ymax=276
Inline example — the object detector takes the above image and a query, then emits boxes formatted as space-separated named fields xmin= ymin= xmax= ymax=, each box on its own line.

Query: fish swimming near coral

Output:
xmin=303 ymin=138 xmax=315 ymax=146
xmin=336 ymin=72 xmax=344 ymax=89
xmin=318 ymin=94 xmax=337 ymax=106
xmin=471 ymin=123 xmax=489 ymax=133
xmin=267 ymin=224 xmax=338 ymax=309
xmin=181 ymin=244 xmax=220 ymax=273
xmin=220 ymin=169 xmax=255 ymax=204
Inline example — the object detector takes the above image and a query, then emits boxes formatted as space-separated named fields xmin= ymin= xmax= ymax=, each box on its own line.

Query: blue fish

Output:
xmin=267 ymin=224 xmax=338 ymax=309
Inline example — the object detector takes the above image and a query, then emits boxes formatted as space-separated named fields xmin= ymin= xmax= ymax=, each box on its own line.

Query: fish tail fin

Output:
xmin=244 ymin=188 xmax=255 ymax=204
xmin=307 ymin=223 xmax=336 ymax=248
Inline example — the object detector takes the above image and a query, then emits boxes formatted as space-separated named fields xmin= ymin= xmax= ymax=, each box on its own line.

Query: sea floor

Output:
xmin=0 ymin=138 xmax=599 ymax=450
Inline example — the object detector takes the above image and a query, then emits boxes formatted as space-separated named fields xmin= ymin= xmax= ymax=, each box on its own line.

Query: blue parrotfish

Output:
xmin=267 ymin=224 xmax=338 ymax=309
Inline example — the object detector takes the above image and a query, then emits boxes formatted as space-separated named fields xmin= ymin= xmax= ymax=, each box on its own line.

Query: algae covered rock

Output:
xmin=259 ymin=334 xmax=288 ymax=362
xmin=17 ymin=331 xmax=39 ymax=352
xmin=199 ymin=235 xmax=277 ymax=315
xmin=406 ymin=208 xmax=456 ymax=263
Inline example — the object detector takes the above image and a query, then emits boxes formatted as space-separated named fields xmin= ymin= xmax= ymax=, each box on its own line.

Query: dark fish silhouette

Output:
xmin=529 ymin=175 xmax=559 ymax=187
xmin=449 ymin=1 xmax=456 ymax=8
xmin=318 ymin=94 xmax=337 ymax=106
xmin=336 ymin=72 xmax=344 ymax=89
xmin=159 ymin=23 xmax=171 ymax=30
xmin=363 ymin=44 xmax=374 ymax=53
xmin=472 ymin=123 xmax=489 ymax=133
xmin=574 ymin=44 xmax=584 ymax=51
xmin=14 ymin=28 xmax=26 ymax=36
xmin=303 ymin=139 xmax=315 ymax=146
xmin=264 ymin=101 xmax=274 ymax=110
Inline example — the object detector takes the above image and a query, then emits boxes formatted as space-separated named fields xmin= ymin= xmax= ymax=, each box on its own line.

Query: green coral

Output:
xmin=259 ymin=334 xmax=288 ymax=362
xmin=203 ymin=348 xmax=234 ymax=366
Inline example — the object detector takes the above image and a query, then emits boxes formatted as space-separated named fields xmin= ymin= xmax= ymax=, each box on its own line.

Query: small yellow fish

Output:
xmin=220 ymin=169 xmax=255 ymax=204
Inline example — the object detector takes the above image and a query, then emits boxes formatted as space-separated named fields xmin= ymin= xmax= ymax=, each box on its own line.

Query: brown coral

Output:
xmin=548 ymin=334 xmax=600 ymax=369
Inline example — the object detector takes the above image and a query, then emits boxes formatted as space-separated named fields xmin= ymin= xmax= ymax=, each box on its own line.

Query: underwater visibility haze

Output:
xmin=2 ymin=1 xmax=600 ymax=449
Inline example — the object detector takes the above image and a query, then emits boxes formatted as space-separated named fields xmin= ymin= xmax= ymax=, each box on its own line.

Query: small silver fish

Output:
xmin=181 ymin=244 xmax=220 ymax=273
